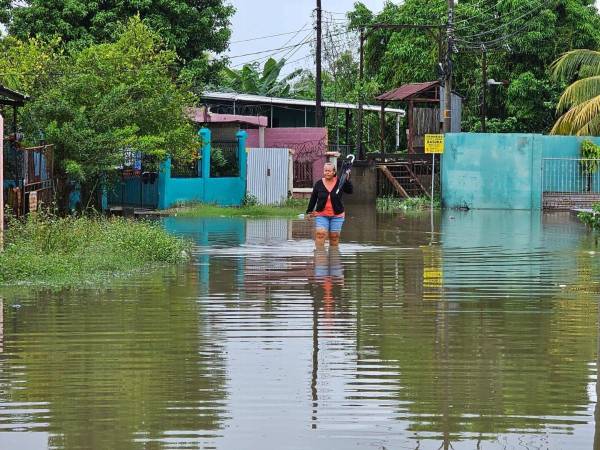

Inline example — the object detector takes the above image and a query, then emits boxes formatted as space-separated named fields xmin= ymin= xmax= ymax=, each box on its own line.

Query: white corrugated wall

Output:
xmin=247 ymin=148 xmax=290 ymax=205
xmin=246 ymin=218 xmax=290 ymax=244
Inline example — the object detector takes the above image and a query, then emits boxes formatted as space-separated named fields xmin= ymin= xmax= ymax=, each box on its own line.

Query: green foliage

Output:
xmin=219 ymin=58 xmax=303 ymax=97
xmin=0 ymin=35 xmax=63 ymax=94
xmin=551 ymin=49 xmax=600 ymax=135
xmin=577 ymin=202 xmax=600 ymax=229
xmin=376 ymin=195 xmax=440 ymax=212
xmin=580 ymin=140 xmax=600 ymax=174
xmin=209 ymin=146 xmax=240 ymax=177
xmin=11 ymin=17 xmax=198 ymax=206
xmin=342 ymin=0 xmax=600 ymax=134
xmin=241 ymin=193 xmax=259 ymax=207
xmin=0 ymin=0 xmax=235 ymax=84
xmin=0 ymin=213 xmax=190 ymax=288
xmin=174 ymin=201 xmax=304 ymax=218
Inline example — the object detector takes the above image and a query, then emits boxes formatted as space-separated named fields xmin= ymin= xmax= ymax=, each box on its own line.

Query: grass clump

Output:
xmin=377 ymin=195 xmax=440 ymax=212
xmin=578 ymin=203 xmax=600 ymax=230
xmin=0 ymin=213 xmax=190 ymax=288
xmin=174 ymin=198 xmax=306 ymax=218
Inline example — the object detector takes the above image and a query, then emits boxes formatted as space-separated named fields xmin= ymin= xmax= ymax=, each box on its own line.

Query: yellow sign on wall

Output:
xmin=424 ymin=134 xmax=445 ymax=154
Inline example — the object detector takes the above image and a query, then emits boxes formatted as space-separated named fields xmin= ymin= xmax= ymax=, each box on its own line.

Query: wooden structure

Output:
xmin=372 ymin=81 xmax=462 ymax=199
xmin=1 ymin=85 xmax=55 ymax=216
xmin=1 ymin=86 xmax=28 ymax=229
xmin=376 ymin=81 xmax=461 ymax=155
xmin=376 ymin=81 xmax=442 ymax=155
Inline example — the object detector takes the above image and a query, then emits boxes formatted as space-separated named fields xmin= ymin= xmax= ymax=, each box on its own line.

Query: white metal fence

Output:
xmin=542 ymin=157 xmax=600 ymax=209
xmin=247 ymin=148 xmax=291 ymax=205
xmin=542 ymin=158 xmax=600 ymax=193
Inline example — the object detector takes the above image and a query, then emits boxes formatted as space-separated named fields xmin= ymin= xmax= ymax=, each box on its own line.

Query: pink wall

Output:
xmin=246 ymin=128 xmax=328 ymax=182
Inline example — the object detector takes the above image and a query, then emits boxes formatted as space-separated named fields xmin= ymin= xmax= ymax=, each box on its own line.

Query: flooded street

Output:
xmin=0 ymin=209 xmax=599 ymax=449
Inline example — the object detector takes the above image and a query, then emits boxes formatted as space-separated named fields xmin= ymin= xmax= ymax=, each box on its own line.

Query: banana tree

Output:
xmin=221 ymin=58 xmax=303 ymax=97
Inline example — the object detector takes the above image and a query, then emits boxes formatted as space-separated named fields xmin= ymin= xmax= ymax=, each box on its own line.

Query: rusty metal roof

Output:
xmin=0 ymin=84 xmax=29 ymax=106
xmin=376 ymin=81 xmax=439 ymax=102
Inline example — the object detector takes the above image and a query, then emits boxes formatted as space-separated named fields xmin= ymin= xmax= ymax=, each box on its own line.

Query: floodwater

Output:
xmin=0 ymin=208 xmax=599 ymax=450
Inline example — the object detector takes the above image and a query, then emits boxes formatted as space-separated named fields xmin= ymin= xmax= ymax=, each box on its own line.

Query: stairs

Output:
xmin=378 ymin=163 xmax=431 ymax=199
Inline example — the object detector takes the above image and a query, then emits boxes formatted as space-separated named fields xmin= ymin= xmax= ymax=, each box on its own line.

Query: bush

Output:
xmin=578 ymin=203 xmax=600 ymax=230
xmin=242 ymin=193 xmax=259 ymax=207
xmin=0 ymin=213 xmax=190 ymax=287
xmin=376 ymin=196 xmax=439 ymax=212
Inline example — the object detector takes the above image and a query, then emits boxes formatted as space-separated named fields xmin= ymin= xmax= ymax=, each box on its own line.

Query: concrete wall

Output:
xmin=346 ymin=164 xmax=378 ymax=204
xmin=441 ymin=133 xmax=600 ymax=210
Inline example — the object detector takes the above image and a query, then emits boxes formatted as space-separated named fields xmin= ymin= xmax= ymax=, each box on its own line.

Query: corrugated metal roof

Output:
xmin=0 ymin=84 xmax=29 ymax=106
xmin=202 ymin=91 xmax=405 ymax=116
xmin=376 ymin=81 xmax=439 ymax=102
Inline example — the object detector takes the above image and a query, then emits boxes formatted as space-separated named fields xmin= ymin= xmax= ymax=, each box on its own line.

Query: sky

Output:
xmin=225 ymin=0 xmax=386 ymax=74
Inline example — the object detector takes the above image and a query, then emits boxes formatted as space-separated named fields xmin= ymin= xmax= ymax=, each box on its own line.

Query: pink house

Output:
xmin=190 ymin=107 xmax=330 ymax=189
xmin=246 ymin=127 xmax=328 ymax=187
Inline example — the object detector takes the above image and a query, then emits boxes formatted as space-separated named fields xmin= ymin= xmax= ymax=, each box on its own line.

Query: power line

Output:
xmin=229 ymin=25 xmax=309 ymax=44
xmin=455 ymin=17 xmax=545 ymax=50
xmin=453 ymin=0 xmax=503 ymax=29
xmin=227 ymin=30 xmax=351 ymax=60
xmin=231 ymin=28 xmax=313 ymax=68
xmin=456 ymin=0 xmax=549 ymax=41
xmin=455 ymin=0 xmax=537 ymax=33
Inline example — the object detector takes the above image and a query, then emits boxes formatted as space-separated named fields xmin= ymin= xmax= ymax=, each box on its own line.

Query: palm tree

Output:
xmin=551 ymin=49 xmax=600 ymax=135
xmin=220 ymin=58 xmax=303 ymax=97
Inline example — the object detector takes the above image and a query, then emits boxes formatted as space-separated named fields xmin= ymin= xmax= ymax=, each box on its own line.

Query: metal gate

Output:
xmin=247 ymin=148 xmax=290 ymax=205
xmin=542 ymin=157 xmax=600 ymax=209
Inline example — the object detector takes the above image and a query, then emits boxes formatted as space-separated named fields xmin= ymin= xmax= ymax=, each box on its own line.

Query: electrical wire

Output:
xmin=229 ymin=25 xmax=309 ymax=44
xmin=453 ymin=0 xmax=503 ymax=29
xmin=226 ymin=29 xmax=351 ymax=60
xmin=456 ymin=0 xmax=549 ymax=41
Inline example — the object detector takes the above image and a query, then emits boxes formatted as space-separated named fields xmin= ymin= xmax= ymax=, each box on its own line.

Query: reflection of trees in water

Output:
xmin=349 ymin=241 xmax=598 ymax=443
xmin=0 ymin=266 xmax=227 ymax=450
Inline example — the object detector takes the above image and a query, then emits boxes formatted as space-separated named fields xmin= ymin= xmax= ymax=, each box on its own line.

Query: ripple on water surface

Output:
xmin=0 ymin=211 xmax=597 ymax=449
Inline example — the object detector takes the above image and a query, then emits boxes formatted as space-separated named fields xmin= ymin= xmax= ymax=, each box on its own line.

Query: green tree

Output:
xmin=219 ymin=57 xmax=303 ymax=97
xmin=346 ymin=0 xmax=600 ymax=133
xmin=0 ymin=35 xmax=63 ymax=95
xmin=0 ymin=0 xmax=234 ymax=84
xmin=551 ymin=49 xmax=600 ymax=135
xmin=18 ymin=17 xmax=197 ymax=208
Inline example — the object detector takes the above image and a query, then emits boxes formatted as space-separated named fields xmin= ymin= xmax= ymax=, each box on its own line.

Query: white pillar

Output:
xmin=396 ymin=114 xmax=400 ymax=149
xmin=258 ymin=126 xmax=265 ymax=147
xmin=0 ymin=113 xmax=3 ymax=251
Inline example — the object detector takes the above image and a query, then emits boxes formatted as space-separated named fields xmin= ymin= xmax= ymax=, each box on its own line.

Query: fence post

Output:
xmin=199 ymin=128 xmax=211 ymax=179
xmin=236 ymin=130 xmax=248 ymax=182
xmin=157 ymin=157 xmax=171 ymax=209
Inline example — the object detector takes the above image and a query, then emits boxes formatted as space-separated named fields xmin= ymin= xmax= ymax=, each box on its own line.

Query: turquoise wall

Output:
xmin=158 ymin=128 xmax=247 ymax=209
xmin=108 ymin=177 xmax=158 ymax=208
xmin=442 ymin=133 xmax=600 ymax=210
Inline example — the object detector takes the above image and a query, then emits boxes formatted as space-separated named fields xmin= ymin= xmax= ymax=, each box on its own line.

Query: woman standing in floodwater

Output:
xmin=306 ymin=162 xmax=353 ymax=248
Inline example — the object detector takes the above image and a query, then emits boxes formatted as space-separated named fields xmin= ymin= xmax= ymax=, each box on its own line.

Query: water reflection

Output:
xmin=0 ymin=211 xmax=598 ymax=449
xmin=0 ymin=268 xmax=228 ymax=449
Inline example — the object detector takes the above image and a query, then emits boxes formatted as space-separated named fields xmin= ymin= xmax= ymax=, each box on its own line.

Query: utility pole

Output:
xmin=443 ymin=0 xmax=454 ymax=133
xmin=481 ymin=47 xmax=487 ymax=132
xmin=357 ymin=28 xmax=365 ymax=159
xmin=315 ymin=0 xmax=323 ymax=128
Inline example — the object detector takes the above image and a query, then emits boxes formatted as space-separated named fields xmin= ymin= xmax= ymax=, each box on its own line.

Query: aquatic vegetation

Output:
xmin=173 ymin=198 xmax=305 ymax=218
xmin=0 ymin=214 xmax=190 ymax=288
xmin=376 ymin=196 xmax=440 ymax=212
xmin=578 ymin=203 xmax=600 ymax=230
